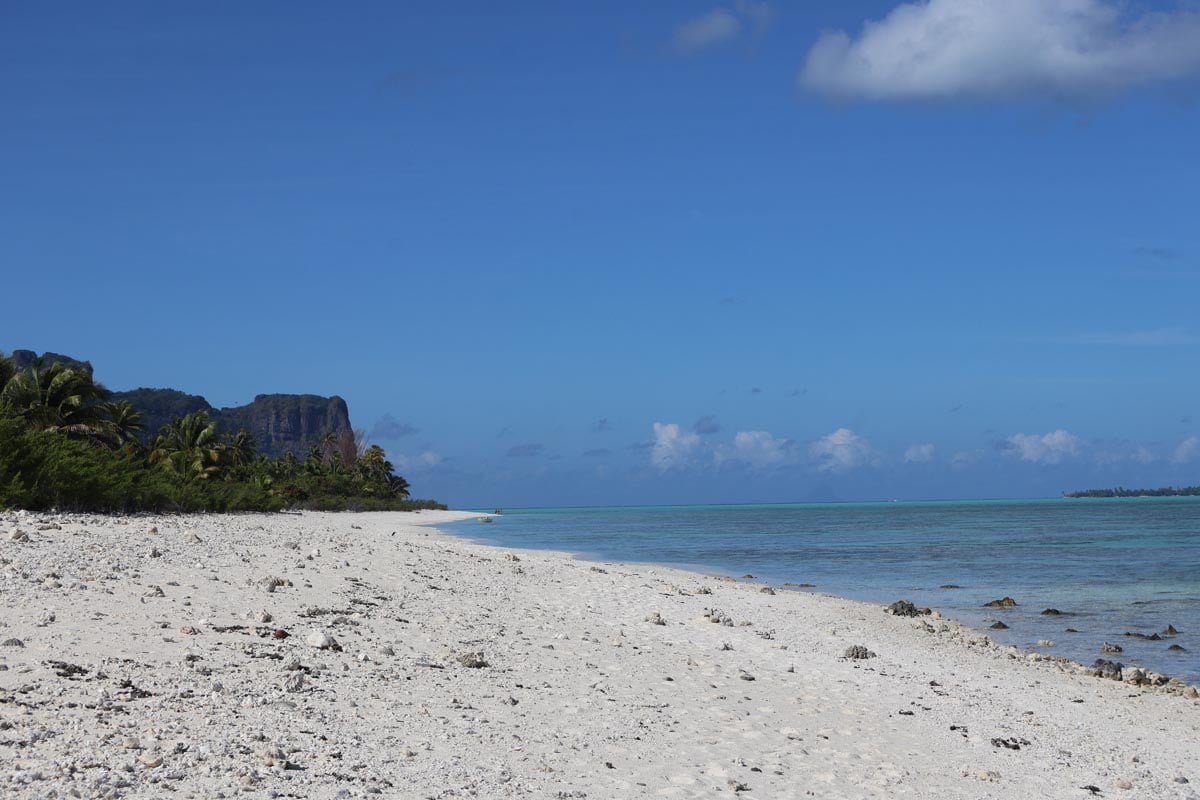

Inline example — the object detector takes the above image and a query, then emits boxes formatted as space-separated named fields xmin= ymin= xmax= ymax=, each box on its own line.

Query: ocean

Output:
xmin=443 ymin=498 xmax=1200 ymax=684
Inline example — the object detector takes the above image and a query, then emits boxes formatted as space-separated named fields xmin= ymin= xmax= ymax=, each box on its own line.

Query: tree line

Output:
xmin=1064 ymin=486 xmax=1200 ymax=498
xmin=0 ymin=353 xmax=444 ymax=513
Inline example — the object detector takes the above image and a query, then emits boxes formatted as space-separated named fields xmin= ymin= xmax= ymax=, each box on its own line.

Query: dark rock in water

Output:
xmin=1065 ymin=628 xmax=1080 ymax=633
xmin=887 ymin=600 xmax=931 ymax=618
xmin=1100 ymin=642 xmax=1123 ymax=654
xmin=1124 ymin=631 xmax=1161 ymax=641
xmin=938 ymin=584 xmax=962 ymax=589
xmin=1168 ymin=644 xmax=1188 ymax=652
xmin=989 ymin=621 xmax=1009 ymax=630
xmin=1091 ymin=659 xmax=1124 ymax=680
xmin=1040 ymin=608 xmax=1063 ymax=616
xmin=983 ymin=597 xmax=1017 ymax=608
xmin=1162 ymin=625 xmax=1179 ymax=636
xmin=742 ymin=574 xmax=755 ymax=579
xmin=784 ymin=582 xmax=817 ymax=588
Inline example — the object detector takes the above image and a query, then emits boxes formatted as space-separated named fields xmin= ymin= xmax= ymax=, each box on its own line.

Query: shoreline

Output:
xmin=443 ymin=512 xmax=1200 ymax=689
xmin=2 ymin=509 xmax=1197 ymax=798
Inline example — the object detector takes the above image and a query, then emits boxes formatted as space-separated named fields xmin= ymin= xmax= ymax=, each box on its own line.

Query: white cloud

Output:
xmin=651 ymin=422 xmax=701 ymax=471
xmin=673 ymin=9 xmax=741 ymax=52
xmin=904 ymin=443 xmax=936 ymax=464
xmin=716 ymin=430 xmax=795 ymax=469
xmin=1171 ymin=436 xmax=1200 ymax=465
xmin=392 ymin=451 xmax=443 ymax=471
xmin=809 ymin=428 xmax=876 ymax=473
xmin=1005 ymin=429 xmax=1083 ymax=464
xmin=799 ymin=0 xmax=1200 ymax=102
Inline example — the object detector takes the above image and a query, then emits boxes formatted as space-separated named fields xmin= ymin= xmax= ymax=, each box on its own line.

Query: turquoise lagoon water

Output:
xmin=443 ymin=498 xmax=1200 ymax=683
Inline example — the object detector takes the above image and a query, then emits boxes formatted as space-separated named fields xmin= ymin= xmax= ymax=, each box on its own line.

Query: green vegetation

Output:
xmin=0 ymin=352 xmax=445 ymax=513
xmin=1064 ymin=486 xmax=1200 ymax=498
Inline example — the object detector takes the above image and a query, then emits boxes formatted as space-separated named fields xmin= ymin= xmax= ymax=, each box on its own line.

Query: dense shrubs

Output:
xmin=0 ymin=354 xmax=445 ymax=514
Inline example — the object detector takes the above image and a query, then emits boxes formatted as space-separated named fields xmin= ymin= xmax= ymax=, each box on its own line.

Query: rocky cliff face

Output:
xmin=8 ymin=349 xmax=353 ymax=458
xmin=10 ymin=350 xmax=94 ymax=378
xmin=216 ymin=394 xmax=352 ymax=458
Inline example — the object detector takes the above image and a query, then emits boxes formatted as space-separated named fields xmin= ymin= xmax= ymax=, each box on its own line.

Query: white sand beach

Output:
xmin=1 ymin=509 xmax=1197 ymax=799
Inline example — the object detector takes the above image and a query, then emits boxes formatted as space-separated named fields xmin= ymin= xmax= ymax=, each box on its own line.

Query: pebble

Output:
xmin=844 ymin=645 xmax=877 ymax=660
xmin=305 ymin=630 xmax=339 ymax=650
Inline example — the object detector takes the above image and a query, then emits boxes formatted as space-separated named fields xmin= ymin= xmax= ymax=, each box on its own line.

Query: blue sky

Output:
xmin=3 ymin=1 xmax=1199 ymax=507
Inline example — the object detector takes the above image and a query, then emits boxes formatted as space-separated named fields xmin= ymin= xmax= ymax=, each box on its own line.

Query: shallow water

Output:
xmin=444 ymin=498 xmax=1200 ymax=683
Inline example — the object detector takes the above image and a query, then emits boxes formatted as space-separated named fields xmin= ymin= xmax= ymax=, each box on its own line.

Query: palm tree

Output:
xmin=99 ymin=400 xmax=146 ymax=447
xmin=386 ymin=473 xmax=411 ymax=499
xmin=227 ymin=430 xmax=257 ymax=467
xmin=149 ymin=411 xmax=223 ymax=481
xmin=1 ymin=358 xmax=108 ymax=438
xmin=0 ymin=353 xmax=15 ymax=396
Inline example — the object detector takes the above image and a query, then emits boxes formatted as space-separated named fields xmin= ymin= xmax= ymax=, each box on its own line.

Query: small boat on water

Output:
xmin=478 ymin=516 xmax=493 ymax=524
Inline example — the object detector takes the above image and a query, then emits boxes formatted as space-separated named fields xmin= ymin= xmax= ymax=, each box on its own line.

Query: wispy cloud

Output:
xmin=592 ymin=418 xmax=612 ymax=433
xmin=1135 ymin=245 xmax=1180 ymax=261
xmin=951 ymin=449 xmax=983 ymax=469
xmin=1004 ymin=430 xmax=1083 ymax=464
xmin=506 ymin=443 xmax=544 ymax=458
xmin=583 ymin=448 xmax=611 ymax=459
xmin=651 ymin=422 xmax=701 ymax=471
xmin=904 ymin=443 xmax=935 ymax=464
xmin=1095 ymin=444 xmax=1157 ymax=466
xmin=809 ymin=428 xmax=876 ymax=473
xmin=673 ymin=9 xmax=741 ymax=52
xmin=1061 ymin=328 xmax=1197 ymax=346
xmin=799 ymin=0 xmax=1200 ymax=103
xmin=392 ymin=451 xmax=443 ymax=471
xmin=693 ymin=415 xmax=721 ymax=435
xmin=369 ymin=414 xmax=419 ymax=441
xmin=671 ymin=2 xmax=772 ymax=53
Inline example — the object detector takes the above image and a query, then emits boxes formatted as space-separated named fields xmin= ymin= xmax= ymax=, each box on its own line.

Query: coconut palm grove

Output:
xmin=0 ymin=352 xmax=441 ymax=512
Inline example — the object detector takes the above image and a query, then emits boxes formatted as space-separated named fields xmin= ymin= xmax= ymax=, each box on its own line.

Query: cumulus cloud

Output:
xmin=1171 ymin=436 xmax=1200 ymax=465
xmin=693 ymin=415 xmax=722 ymax=435
xmin=799 ymin=0 xmax=1200 ymax=103
xmin=392 ymin=451 xmax=443 ymax=471
xmin=809 ymin=428 xmax=876 ymax=473
xmin=651 ymin=422 xmax=701 ymax=471
xmin=506 ymin=443 xmax=544 ymax=458
xmin=673 ymin=9 xmax=741 ymax=52
xmin=904 ymin=443 xmax=936 ymax=464
xmin=716 ymin=430 xmax=796 ymax=469
xmin=1004 ymin=429 xmax=1083 ymax=464
xmin=369 ymin=414 xmax=419 ymax=441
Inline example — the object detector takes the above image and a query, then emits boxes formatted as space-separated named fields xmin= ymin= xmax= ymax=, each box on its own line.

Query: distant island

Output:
xmin=1065 ymin=486 xmax=1200 ymax=498
xmin=1 ymin=349 xmax=443 ymax=514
